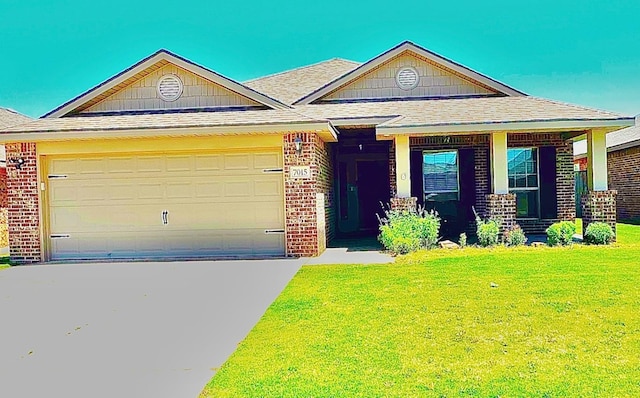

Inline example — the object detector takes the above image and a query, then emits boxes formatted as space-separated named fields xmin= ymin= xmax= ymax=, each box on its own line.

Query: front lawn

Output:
xmin=201 ymin=223 xmax=640 ymax=397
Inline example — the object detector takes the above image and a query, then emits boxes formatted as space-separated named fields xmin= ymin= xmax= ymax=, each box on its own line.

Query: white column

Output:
xmin=586 ymin=129 xmax=608 ymax=191
xmin=490 ymin=131 xmax=509 ymax=194
xmin=394 ymin=135 xmax=411 ymax=197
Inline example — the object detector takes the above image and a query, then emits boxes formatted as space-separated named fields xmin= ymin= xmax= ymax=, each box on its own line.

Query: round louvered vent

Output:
xmin=396 ymin=67 xmax=419 ymax=90
xmin=157 ymin=75 xmax=183 ymax=101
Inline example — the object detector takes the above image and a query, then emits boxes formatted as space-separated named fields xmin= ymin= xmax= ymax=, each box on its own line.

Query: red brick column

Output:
xmin=5 ymin=142 xmax=41 ymax=263
xmin=581 ymin=190 xmax=617 ymax=241
xmin=390 ymin=197 xmax=417 ymax=212
xmin=485 ymin=193 xmax=516 ymax=235
xmin=284 ymin=133 xmax=332 ymax=257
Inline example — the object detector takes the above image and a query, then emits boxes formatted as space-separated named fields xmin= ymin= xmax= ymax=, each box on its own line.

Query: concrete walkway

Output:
xmin=0 ymin=259 xmax=303 ymax=398
xmin=305 ymin=238 xmax=394 ymax=265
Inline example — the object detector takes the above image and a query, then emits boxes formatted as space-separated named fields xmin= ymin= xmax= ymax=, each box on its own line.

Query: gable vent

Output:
xmin=157 ymin=74 xmax=184 ymax=102
xmin=396 ymin=67 xmax=420 ymax=90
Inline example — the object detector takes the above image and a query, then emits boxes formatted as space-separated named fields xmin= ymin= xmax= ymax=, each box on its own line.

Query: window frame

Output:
xmin=422 ymin=149 xmax=460 ymax=202
xmin=507 ymin=147 xmax=541 ymax=219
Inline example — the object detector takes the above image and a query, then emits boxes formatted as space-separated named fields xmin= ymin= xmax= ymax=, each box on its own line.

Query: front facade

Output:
xmin=575 ymin=119 xmax=640 ymax=221
xmin=0 ymin=42 xmax=634 ymax=263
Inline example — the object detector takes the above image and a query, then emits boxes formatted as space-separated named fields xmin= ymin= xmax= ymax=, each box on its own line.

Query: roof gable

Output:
xmin=294 ymin=41 xmax=526 ymax=105
xmin=44 ymin=50 xmax=290 ymax=118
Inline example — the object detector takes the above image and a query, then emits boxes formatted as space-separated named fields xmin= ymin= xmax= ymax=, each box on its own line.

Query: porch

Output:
xmin=327 ymin=128 xmax=617 ymax=242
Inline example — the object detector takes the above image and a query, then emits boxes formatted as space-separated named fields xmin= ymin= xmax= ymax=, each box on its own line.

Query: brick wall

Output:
xmin=390 ymin=197 xmax=417 ymax=211
xmin=508 ymin=133 xmax=575 ymax=234
xmin=608 ymin=146 xmax=640 ymax=221
xmin=5 ymin=142 xmax=41 ymax=263
xmin=0 ymin=167 xmax=7 ymax=208
xmin=284 ymin=133 xmax=333 ymax=257
xmin=582 ymin=190 xmax=617 ymax=240
xmin=485 ymin=193 xmax=516 ymax=236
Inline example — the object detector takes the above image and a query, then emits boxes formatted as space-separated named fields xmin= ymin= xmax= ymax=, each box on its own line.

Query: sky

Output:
xmin=1 ymin=0 xmax=639 ymax=119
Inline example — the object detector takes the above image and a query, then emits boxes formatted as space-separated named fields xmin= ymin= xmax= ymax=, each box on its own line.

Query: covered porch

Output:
xmin=384 ymin=128 xmax=619 ymax=240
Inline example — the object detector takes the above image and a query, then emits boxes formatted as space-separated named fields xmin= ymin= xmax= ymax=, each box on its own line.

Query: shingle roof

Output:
xmin=296 ymin=96 xmax=625 ymax=127
xmin=574 ymin=119 xmax=640 ymax=156
xmin=0 ymin=108 xmax=32 ymax=162
xmin=0 ymin=108 xmax=320 ymax=134
xmin=0 ymin=108 xmax=31 ymax=129
xmin=244 ymin=58 xmax=360 ymax=105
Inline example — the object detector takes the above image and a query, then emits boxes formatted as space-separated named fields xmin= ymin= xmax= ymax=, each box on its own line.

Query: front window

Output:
xmin=423 ymin=150 xmax=459 ymax=202
xmin=508 ymin=148 xmax=539 ymax=218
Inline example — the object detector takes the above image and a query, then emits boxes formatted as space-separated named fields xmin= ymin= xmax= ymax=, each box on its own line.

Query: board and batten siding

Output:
xmin=82 ymin=64 xmax=262 ymax=113
xmin=322 ymin=53 xmax=497 ymax=101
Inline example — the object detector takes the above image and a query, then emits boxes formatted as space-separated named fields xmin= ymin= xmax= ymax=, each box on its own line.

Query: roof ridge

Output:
xmin=244 ymin=58 xmax=360 ymax=83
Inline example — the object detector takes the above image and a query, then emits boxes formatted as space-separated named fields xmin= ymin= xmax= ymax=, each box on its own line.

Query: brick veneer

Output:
xmin=390 ymin=196 xmax=417 ymax=211
xmin=284 ymin=132 xmax=333 ymax=257
xmin=608 ymin=146 xmax=640 ymax=221
xmin=5 ymin=142 xmax=41 ymax=263
xmin=485 ymin=193 xmax=516 ymax=235
xmin=581 ymin=190 xmax=617 ymax=241
xmin=0 ymin=167 xmax=7 ymax=208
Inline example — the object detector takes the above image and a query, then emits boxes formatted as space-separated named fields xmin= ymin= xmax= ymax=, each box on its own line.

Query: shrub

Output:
xmin=475 ymin=216 xmax=500 ymax=247
xmin=584 ymin=222 xmax=614 ymax=245
xmin=546 ymin=221 xmax=576 ymax=246
xmin=378 ymin=205 xmax=441 ymax=254
xmin=504 ymin=225 xmax=527 ymax=247
xmin=459 ymin=232 xmax=467 ymax=248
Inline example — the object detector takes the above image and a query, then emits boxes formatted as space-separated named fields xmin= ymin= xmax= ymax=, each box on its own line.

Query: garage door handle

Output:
xmin=264 ymin=229 xmax=285 ymax=234
xmin=162 ymin=210 xmax=169 ymax=225
xmin=50 ymin=234 xmax=70 ymax=239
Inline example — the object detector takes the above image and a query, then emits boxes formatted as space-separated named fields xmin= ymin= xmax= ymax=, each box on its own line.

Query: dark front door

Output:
xmin=335 ymin=129 xmax=390 ymax=237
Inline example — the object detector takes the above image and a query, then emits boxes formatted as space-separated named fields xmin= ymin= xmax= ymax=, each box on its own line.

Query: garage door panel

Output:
xmin=48 ymin=150 xmax=285 ymax=260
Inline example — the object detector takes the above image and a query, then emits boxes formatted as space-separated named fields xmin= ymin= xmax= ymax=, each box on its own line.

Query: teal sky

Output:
xmin=1 ymin=0 xmax=639 ymax=118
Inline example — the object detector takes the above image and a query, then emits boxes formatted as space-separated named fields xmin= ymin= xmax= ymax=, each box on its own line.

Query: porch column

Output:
xmin=582 ymin=128 xmax=617 ymax=240
xmin=394 ymin=135 xmax=411 ymax=198
xmin=486 ymin=132 xmax=516 ymax=234
xmin=490 ymin=131 xmax=508 ymax=194
xmin=586 ymin=129 xmax=608 ymax=191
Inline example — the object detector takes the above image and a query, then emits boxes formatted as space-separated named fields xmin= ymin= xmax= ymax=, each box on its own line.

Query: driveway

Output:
xmin=0 ymin=259 xmax=303 ymax=398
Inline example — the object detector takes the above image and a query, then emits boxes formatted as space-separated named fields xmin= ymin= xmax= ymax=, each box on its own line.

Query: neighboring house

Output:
xmin=0 ymin=41 xmax=633 ymax=263
xmin=0 ymin=108 xmax=33 ymax=250
xmin=574 ymin=115 xmax=640 ymax=221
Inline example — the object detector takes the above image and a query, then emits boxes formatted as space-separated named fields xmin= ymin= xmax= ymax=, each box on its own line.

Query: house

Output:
xmin=0 ymin=41 xmax=633 ymax=263
xmin=574 ymin=115 xmax=640 ymax=221
xmin=0 ymin=108 xmax=32 ymax=251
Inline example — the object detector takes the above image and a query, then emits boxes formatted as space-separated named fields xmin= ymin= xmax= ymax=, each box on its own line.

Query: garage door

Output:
xmin=46 ymin=150 xmax=285 ymax=260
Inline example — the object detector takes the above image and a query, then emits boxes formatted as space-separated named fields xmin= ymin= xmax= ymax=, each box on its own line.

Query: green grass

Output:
xmin=201 ymin=223 xmax=640 ymax=397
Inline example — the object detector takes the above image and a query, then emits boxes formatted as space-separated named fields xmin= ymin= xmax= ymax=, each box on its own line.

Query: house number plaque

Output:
xmin=289 ymin=166 xmax=311 ymax=179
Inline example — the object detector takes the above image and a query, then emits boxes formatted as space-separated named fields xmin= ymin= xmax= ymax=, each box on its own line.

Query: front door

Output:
xmin=334 ymin=129 xmax=390 ymax=236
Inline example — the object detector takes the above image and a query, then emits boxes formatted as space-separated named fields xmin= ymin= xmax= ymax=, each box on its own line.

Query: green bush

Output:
xmin=546 ymin=221 xmax=576 ymax=246
xmin=459 ymin=232 xmax=467 ymax=248
xmin=378 ymin=206 xmax=441 ymax=254
xmin=476 ymin=217 xmax=500 ymax=247
xmin=584 ymin=222 xmax=614 ymax=245
xmin=504 ymin=225 xmax=527 ymax=247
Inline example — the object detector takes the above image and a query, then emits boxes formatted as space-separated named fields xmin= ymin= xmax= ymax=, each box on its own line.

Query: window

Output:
xmin=508 ymin=148 xmax=539 ymax=218
xmin=423 ymin=150 xmax=459 ymax=202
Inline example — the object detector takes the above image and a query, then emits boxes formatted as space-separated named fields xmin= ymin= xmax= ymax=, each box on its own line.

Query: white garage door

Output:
xmin=46 ymin=150 xmax=285 ymax=260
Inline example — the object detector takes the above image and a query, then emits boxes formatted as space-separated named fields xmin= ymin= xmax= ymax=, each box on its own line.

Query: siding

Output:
xmin=83 ymin=64 xmax=261 ymax=113
xmin=323 ymin=52 xmax=497 ymax=101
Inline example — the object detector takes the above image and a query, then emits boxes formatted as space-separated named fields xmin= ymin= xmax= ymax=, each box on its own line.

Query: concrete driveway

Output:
xmin=0 ymin=259 xmax=303 ymax=398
